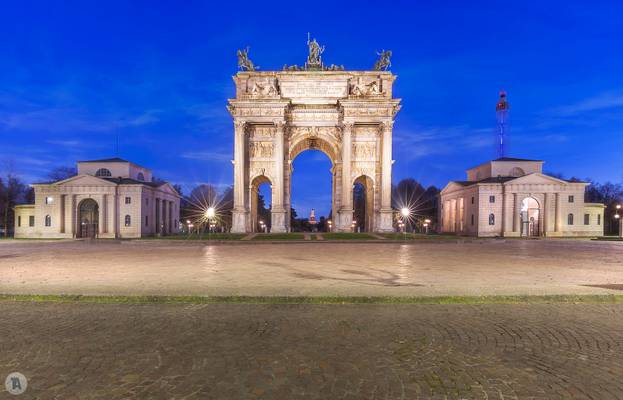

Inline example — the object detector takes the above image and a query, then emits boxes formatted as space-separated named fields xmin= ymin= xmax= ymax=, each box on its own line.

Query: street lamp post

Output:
xmin=206 ymin=207 xmax=216 ymax=240
xmin=424 ymin=219 xmax=431 ymax=234
xmin=401 ymin=208 xmax=410 ymax=239
xmin=327 ymin=220 xmax=332 ymax=232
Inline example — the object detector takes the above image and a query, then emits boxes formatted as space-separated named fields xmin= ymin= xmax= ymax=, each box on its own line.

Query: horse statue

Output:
xmin=237 ymin=47 xmax=258 ymax=71
xmin=373 ymin=50 xmax=392 ymax=71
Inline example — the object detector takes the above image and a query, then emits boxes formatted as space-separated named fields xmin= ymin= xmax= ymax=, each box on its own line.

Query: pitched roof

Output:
xmin=493 ymin=157 xmax=542 ymax=162
xmin=77 ymin=157 xmax=129 ymax=163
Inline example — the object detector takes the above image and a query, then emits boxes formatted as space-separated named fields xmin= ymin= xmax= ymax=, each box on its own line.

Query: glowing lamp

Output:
xmin=206 ymin=207 xmax=216 ymax=219
xmin=401 ymin=207 xmax=410 ymax=217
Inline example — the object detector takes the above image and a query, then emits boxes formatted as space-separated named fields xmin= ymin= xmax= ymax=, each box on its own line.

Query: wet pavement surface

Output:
xmin=0 ymin=239 xmax=622 ymax=297
xmin=1 ymin=302 xmax=623 ymax=399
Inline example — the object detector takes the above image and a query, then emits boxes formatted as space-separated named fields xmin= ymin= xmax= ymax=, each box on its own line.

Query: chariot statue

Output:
xmin=237 ymin=47 xmax=258 ymax=71
xmin=373 ymin=50 xmax=392 ymax=71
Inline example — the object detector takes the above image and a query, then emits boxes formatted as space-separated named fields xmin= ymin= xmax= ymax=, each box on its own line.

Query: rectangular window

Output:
xmin=568 ymin=195 xmax=574 ymax=203
xmin=471 ymin=214 xmax=474 ymax=226
xmin=125 ymin=197 xmax=131 ymax=204
xmin=29 ymin=216 xmax=35 ymax=227
xmin=145 ymin=216 xmax=149 ymax=227
xmin=471 ymin=197 xmax=474 ymax=204
xmin=584 ymin=214 xmax=590 ymax=225
xmin=17 ymin=216 xmax=21 ymax=227
xmin=489 ymin=195 xmax=495 ymax=203
xmin=146 ymin=198 xmax=149 ymax=206
xmin=598 ymin=214 xmax=601 ymax=225
xmin=45 ymin=196 xmax=53 ymax=205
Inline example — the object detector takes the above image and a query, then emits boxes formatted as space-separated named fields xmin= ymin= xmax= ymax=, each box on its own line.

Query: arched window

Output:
xmin=509 ymin=167 xmax=525 ymax=177
xmin=95 ymin=168 xmax=112 ymax=177
xmin=45 ymin=215 xmax=51 ymax=227
xmin=567 ymin=213 xmax=574 ymax=225
xmin=137 ymin=172 xmax=145 ymax=181
xmin=488 ymin=213 xmax=495 ymax=225
xmin=125 ymin=215 xmax=131 ymax=227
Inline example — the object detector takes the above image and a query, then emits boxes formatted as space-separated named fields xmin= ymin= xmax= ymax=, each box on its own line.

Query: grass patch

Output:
xmin=378 ymin=233 xmax=459 ymax=240
xmin=1 ymin=294 xmax=623 ymax=305
xmin=143 ymin=233 xmax=246 ymax=240
xmin=323 ymin=233 xmax=375 ymax=240
xmin=252 ymin=233 xmax=305 ymax=241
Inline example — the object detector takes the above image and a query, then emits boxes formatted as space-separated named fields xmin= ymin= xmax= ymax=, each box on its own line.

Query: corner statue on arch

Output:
xmin=227 ymin=38 xmax=401 ymax=233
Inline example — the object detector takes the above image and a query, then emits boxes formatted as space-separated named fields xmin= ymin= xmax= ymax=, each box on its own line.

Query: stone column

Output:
xmin=544 ymin=193 xmax=550 ymax=236
xmin=271 ymin=121 xmax=287 ymax=232
xmin=512 ymin=193 xmax=518 ymax=232
xmin=378 ymin=121 xmax=394 ymax=232
xmin=232 ymin=120 xmax=248 ymax=232
xmin=555 ymin=192 xmax=562 ymax=233
xmin=338 ymin=122 xmax=353 ymax=231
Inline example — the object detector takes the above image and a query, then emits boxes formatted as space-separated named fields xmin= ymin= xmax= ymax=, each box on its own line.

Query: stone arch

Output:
xmin=77 ymin=198 xmax=99 ymax=238
xmin=250 ymin=175 xmax=272 ymax=233
xmin=520 ymin=196 xmax=541 ymax=237
xmin=353 ymin=175 xmax=375 ymax=232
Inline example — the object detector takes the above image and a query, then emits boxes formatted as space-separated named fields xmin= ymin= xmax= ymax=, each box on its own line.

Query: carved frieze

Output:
xmin=249 ymin=161 xmax=274 ymax=180
xmin=232 ymin=107 xmax=285 ymax=118
xmin=249 ymin=125 xmax=276 ymax=139
xmin=343 ymin=107 xmax=392 ymax=117
xmin=352 ymin=143 xmax=377 ymax=160
xmin=249 ymin=141 xmax=274 ymax=158
xmin=349 ymin=76 xmax=383 ymax=97
xmin=246 ymin=77 xmax=279 ymax=98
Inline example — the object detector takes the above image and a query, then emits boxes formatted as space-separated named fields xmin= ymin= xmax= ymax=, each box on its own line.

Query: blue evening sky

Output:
xmin=1 ymin=1 xmax=622 ymax=218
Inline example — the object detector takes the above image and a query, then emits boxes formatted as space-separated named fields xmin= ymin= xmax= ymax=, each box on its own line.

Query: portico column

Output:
xmin=555 ymin=192 xmax=562 ymax=232
xmin=232 ymin=120 xmax=249 ymax=232
xmin=544 ymin=193 xmax=550 ymax=236
xmin=512 ymin=193 xmax=518 ymax=232
xmin=271 ymin=121 xmax=287 ymax=232
xmin=378 ymin=121 xmax=394 ymax=232
xmin=338 ymin=122 xmax=353 ymax=231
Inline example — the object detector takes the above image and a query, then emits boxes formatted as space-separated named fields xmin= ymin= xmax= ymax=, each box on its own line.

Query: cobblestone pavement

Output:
xmin=1 ymin=240 xmax=622 ymax=297
xmin=1 ymin=302 xmax=623 ymax=399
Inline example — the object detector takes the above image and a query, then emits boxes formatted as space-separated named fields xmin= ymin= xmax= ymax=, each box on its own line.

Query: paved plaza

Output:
xmin=0 ymin=239 xmax=622 ymax=297
xmin=1 ymin=302 xmax=623 ymax=399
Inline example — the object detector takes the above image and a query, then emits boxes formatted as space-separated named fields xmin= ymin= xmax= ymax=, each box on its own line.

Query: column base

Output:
xmin=232 ymin=209 xmax=249 ymax=233
xmin=337 ymin=209 xmax=353 ymax=232
xmin=376 ymin=209 xmax=394 ymax=232
xmin=271 ymin=210 xmax=287 ymax=233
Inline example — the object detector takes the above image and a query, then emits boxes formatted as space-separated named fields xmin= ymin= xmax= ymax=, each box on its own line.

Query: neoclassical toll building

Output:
xmin=14 ymin=158 xmax=180 ymax=239
xmin=439 ymin=158 xmax=604 ymax=237
xmin=229 ymin=41 xmax=400 ymax=232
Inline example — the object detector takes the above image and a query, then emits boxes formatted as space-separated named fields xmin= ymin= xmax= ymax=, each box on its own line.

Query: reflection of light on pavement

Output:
xmin=202 ymin=246 xmax=219 ymax=273
xmin=396 ymin=244 xmax=412 ymax=284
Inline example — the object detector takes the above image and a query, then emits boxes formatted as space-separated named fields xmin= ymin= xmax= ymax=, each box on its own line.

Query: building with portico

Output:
xmin=14 ymin=157 xmax=181 ymax=239
xmin=439 ymin=157 xmax=604 ymax=237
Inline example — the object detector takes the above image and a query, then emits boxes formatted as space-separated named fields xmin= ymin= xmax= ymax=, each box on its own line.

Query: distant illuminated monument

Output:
xmin=309 ymin=209 xmax=317 ymax=225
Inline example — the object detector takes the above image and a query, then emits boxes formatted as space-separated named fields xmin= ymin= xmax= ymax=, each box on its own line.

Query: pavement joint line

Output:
xmin=1 ymin=294 xmax=622 ymax=305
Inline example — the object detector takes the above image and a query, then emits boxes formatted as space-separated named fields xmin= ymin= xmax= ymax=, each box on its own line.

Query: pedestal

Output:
xmin=271 ymin=209 xmax=287 ymax=233
xmin=337 ymin=209 xmax=353 ymax=232
xmin=377 ymin=209 xmax=394 ymax=232
xmin=232 ymin=209 xmax=248 ymax=233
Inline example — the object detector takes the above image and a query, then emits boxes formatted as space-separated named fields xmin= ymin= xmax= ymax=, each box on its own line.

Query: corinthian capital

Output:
xmin=341 ymin=121 xmax=354 ymax=133
xmin=274 ymin=120 xmax=286 ymax=131
xmin=379 ymin=120 xmax=394 ymax=134
xmin=233 ymin=120 xmax=247 ymax=132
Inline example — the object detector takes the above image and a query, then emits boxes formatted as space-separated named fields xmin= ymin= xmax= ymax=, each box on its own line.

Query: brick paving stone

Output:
xmin=1 ymin=303 xmax=623 ymax=399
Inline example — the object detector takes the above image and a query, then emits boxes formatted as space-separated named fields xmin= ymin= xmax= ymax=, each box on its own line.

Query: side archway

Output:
xmin=353 ymin=175 xmax=375 ymax=232
xmin=77 ymin=198 xmax=99 ymax=238
xmin=249 ymin=175 xmax=272 ymax=233
xmin=520 ymin=197 xmax=541 ymax=237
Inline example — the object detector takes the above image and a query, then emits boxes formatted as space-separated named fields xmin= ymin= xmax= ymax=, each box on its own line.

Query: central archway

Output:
xmin=78 ymin=198 xmax=99 ymax=238
xmin=520 ymin=197 xmax=540 ymax=237
xmin=289 ymin=149 xmax=333 ymax=231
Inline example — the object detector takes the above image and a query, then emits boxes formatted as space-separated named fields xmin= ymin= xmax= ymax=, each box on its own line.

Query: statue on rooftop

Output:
xmin=237 ymin=47 xmax=258 ymax=71
xmin=373 ymin=50 xmax=392 ymax=71
xmin=306 ymin=34 xmax=325 ymax=66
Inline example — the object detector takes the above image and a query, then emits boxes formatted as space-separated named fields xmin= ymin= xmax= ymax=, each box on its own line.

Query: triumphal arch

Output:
xmin=227 ymin=39 xmax=401 ymax=233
